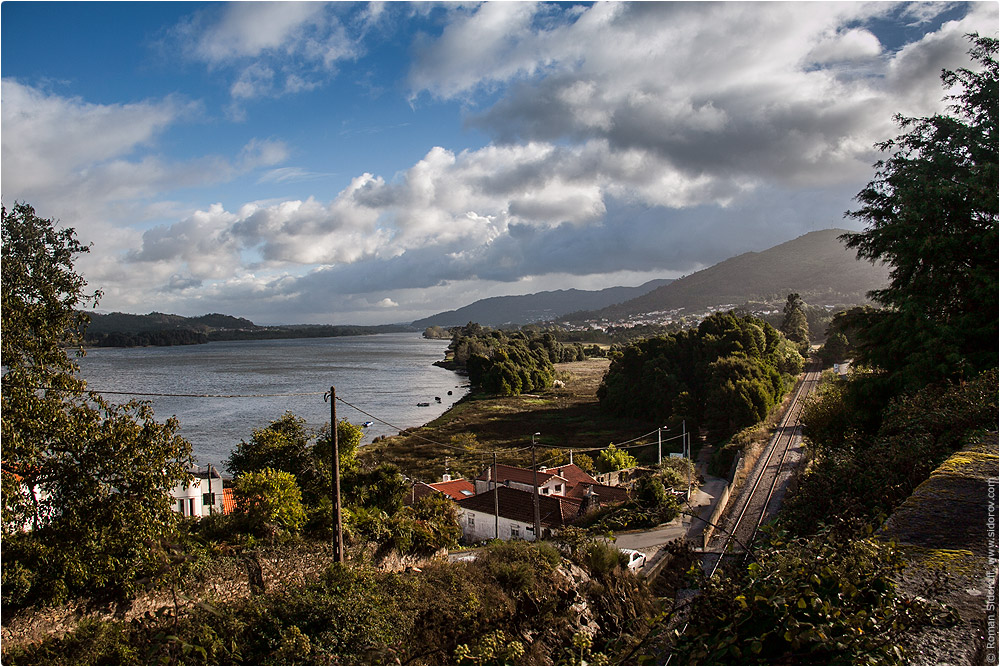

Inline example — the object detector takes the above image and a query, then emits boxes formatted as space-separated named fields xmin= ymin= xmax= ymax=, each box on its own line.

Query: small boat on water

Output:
xmin=362 ymin=421 xmax=374 ymax=428
xmin=416 ymin=402 xmax=431 ymax=407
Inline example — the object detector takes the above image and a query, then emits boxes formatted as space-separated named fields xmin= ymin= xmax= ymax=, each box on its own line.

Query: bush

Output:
xmin=233 ymin=468 xmax=307 ymax=535
xmin=783 ymin=368 xmax=998 ymax=536
xmin=673 ymin=527 xmax=957 ymax=664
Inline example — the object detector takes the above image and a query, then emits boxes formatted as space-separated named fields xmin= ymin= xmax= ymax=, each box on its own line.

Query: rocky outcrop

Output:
xmin=878 ymin=432 xmax=998 ymax=665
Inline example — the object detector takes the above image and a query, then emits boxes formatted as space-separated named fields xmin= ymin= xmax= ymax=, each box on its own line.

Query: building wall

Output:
xmin=458 ymin=507 xmax=539 ymax=543
xmin=169 ymin=474 xmax=225 ymax=518
xmin=474 ymin=477 xmax=566 ymax=497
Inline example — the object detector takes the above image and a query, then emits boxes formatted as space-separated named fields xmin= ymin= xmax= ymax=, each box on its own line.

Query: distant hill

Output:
xmin=411 ymin=279 xmax=673 ymax=328
xmin=86 ymin=311 xmax=258 ymax=334
xmin=83 ymin=311 xmax=408 ymax=347
xmin=577 ymin=229 xmax=889 ymax=322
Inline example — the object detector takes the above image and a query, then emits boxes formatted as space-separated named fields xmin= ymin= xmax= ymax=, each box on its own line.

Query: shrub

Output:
xmin=233 ymin=468 xmax=307 ymax=535
xmin=673 ymin=527 xmax=957 ymax=665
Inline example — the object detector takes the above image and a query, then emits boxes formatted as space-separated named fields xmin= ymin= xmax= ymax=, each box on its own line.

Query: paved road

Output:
xmin=614 ymin=471 xmax=729 ymax=571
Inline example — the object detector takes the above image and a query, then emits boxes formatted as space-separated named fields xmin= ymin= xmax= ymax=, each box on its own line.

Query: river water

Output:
xmin=75 ymin=333 xmax=467 ymax=470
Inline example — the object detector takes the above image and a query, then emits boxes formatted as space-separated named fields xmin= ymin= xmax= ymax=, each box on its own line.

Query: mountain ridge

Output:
xmin=578 ymin=228 xmax=888 ymax=322
xmin=410 ymin=279 xmax=673 ymax=328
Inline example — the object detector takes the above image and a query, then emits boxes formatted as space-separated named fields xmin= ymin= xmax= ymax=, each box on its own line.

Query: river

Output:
xmin=75 ymin=333 xmax=467 ymax=470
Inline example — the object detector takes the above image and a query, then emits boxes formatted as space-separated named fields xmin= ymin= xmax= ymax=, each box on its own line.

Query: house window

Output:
xmin=178 ymin=499 xmax=185 ymax=515
xmin=554 ymin=484 xmax=563 ymax=493
xmin=510 ymin=525 xmax=520 ymax=539
xmin=188 ymin=498 xmax=196 ymax=516
xmin=467 ymin=515 xmax=475 ymax=527
xmin=541 ymin=488 xmax=549 ymax=494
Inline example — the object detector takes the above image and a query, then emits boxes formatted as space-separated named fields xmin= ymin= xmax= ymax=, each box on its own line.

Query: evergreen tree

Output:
xmin=841 ymin=35 xmax=998 ymax=392
xmin=779 ymin=293 xmax=810 ymax=350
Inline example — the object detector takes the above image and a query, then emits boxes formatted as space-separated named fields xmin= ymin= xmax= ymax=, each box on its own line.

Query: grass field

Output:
xmin=362 ymin=358 xmax=664 ymax=483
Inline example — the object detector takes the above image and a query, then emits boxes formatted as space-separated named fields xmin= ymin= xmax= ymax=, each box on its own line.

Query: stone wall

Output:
xmin=878 ymin=432 xmax=999 ymax=665
xmin=1 ymin=541 xmax=445 ymax=651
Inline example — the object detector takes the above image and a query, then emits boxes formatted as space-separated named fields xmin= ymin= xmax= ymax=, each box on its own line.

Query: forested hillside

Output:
xmin=579 ymin=229 xmax=889 ymax=321
xmin=412 ymin=279 xmax=671 ymax=328
xmin=82 ymin=311 xmax=409 ymax=347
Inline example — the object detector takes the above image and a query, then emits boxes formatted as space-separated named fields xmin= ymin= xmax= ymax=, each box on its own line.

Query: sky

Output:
xmin=2 ymin=1 xmax=996 ymax=325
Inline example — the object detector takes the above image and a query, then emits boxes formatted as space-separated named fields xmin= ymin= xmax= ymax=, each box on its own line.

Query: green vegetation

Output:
xmin=3 ymin=539 xmax=653 ymax=666
xmin=778 ymin=293 xmax=809 ymax=353
xmin=672 ymin=528 xmax=956 ymax=665
xmin=840 ymin=34 xmax=997 ymax=397
xmin=443 ymin=323 xmax=592 ymax=396
xmin=784 ymin=367 xmax=997 ymax=536
xmin=233 ymin=468 xmax=308 ymax=535
xmin=668 ymin=35 xmax=998 ymax=665
xmin=598 ymin=311 xmax=803 ymax=442
xmin=595 ymin=444 xmax=637 ymax=473
xmin=1 ymin=203 xmax=194 ymax=611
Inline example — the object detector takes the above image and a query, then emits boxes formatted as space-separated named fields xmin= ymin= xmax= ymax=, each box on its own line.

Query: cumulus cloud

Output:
xmin=174 ymin=1 xmax=368 ymax=102
xmin=413 ymin=1 xmax=990 ymax=196
xmin=7 ymin=2 xmax=995 ymax=325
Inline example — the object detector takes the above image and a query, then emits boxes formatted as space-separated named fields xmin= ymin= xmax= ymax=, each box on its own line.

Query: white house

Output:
xmin=169 ymin=465 xmax=226 ymax=518
xmin=474 ymin=463 xmax=571 ymax=497
xmin=456 ymin=485 xmax=584 ymax=542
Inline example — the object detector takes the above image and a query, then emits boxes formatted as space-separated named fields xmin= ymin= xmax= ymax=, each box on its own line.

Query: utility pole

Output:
xmin=493 ymin=452 xmax=499 ymax=540
xmin=682 ymin=419 xmax=687 ymax=459
xmin=325 ymin=387 xmax=344 ymax=563
xmin=657 ymin=427 xmax=663 ymax=464
xmin=531 ymin=432 xmax=541 ymax=542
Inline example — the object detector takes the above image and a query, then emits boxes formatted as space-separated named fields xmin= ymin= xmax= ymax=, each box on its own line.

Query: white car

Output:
xmin=619 ymin=548 xmax=647 ymax=572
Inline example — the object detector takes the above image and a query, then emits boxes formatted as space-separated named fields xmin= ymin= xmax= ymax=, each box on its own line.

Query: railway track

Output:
xmin=702 ymin=364 xmax=822 ymax=577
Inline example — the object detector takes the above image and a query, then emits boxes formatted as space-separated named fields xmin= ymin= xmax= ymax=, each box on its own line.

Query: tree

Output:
xmin=841 ymin=35 xmax=998 ymax=392
xmin=225 ymin=412 xmax=314 ymax=481
xmin=227 ymin=414 xmax=362 ymax=509
xmin=595 ymin=444 xmax=637 ymax=473
xmin=1 ymin=203 xmax=193 ymax=607
xmin=779 ymin=293 xmax=810 ymax=351
xmin=233 ymin=468 xmax=307 ymax=535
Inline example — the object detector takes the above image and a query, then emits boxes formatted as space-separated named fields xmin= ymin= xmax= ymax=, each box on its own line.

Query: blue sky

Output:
xmin=2 ymin=1 xmax=996 ymax=325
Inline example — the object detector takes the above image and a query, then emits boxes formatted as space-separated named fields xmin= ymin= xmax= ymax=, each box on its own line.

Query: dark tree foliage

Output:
xmin=446 ymin=323 xmax=582 ymax=395
xmin=1 ymin=203 xmax=193 ymax=609
xmin=779 ymin=293 xmax=810 ymax=351
xmin=785 ymin=368 xmax=997 ymax=536
xmin=841 ymin=35 xmax=998 ymax=393
xmin=673 ymin=528 xmax=955 ymax=665
xmin=598 ymin=312 xmax=803 ymax=440
xmin=2 ymin=540 xmax=653 ymax=666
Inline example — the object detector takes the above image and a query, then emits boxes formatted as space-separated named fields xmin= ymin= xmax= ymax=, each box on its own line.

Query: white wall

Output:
xmin=458 ymin=507 xmax=538 ymax=543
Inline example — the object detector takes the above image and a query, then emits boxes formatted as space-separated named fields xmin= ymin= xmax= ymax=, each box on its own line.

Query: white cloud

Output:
xmin=806 ymin=28 xmax=883 ymax=64
xmin=7 ymin=3 xmax=995 ymax=325
xmin=175 ymin=2 xmax=364 ymax=102
xmin=189 ymin=2 xmax=327 ymax=64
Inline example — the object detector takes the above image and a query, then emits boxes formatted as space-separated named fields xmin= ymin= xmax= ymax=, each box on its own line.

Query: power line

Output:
xmin=8 ymin=384 xmax=328 ymax=399
xmin=334 ymin=394 xmax=472 ymax=453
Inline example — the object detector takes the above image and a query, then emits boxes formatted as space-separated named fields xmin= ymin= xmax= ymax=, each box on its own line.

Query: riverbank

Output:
xmin=363 ymin=358 xmax=661 ymax=483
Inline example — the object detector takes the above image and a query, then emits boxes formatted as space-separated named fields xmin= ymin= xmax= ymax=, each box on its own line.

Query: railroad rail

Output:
xmin=662 ymin=365 xmax=822 ymax=665
xmin=703 ymin=364 xmax=822 ymax=577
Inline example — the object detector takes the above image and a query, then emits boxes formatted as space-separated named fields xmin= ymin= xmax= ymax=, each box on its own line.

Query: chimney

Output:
xmin=442 ymin=473 xmax=452 ymax=483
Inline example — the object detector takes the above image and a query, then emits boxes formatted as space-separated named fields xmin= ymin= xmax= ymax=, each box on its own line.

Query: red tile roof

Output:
xmin=222 ymin=487 xmax=236 ymax=515
xmin=476 ymin=463 xmax=557 ymax=487
xmin=428 ymin=478 xmax=476 ymax=500
xmin=457 ymin=486 xmax=582 ymax=528
xmin=562 ymin=481 xmax=630 ymax=504
xmin=541 ymin=463 xmax=598 ymax=487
